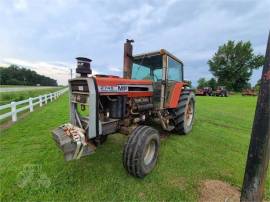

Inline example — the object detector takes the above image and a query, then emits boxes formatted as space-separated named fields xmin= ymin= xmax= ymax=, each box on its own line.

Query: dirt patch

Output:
xmin=199 ymin=180 xmax=240 ymax=202
xmin=138 ymin=192 xmax=145 ymax=200
xmin=170 ymin=177 xmax=186 ymax=191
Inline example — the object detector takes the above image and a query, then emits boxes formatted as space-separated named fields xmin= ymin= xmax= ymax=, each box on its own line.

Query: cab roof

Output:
xmin=133 ymin=49 xmax=183 ymax=65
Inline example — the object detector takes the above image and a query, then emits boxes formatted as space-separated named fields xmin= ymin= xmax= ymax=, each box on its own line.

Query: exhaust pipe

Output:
xmin=123 ymin=39 xmax=134 ymax=79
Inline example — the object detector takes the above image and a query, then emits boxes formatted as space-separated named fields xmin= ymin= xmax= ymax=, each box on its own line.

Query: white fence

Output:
xmin=0 ymin=88 xmax=68 ymax=122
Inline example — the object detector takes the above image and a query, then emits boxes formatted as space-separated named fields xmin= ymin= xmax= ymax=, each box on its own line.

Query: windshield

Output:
xmin=131 ymin=55 xmax=163 ymax=81
xmin=131 ymin=54 xmax=183 ymax=82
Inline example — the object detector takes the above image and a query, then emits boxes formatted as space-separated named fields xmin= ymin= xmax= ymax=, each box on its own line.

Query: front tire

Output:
xmin=122 ymin=126 xmax=160 ymax=178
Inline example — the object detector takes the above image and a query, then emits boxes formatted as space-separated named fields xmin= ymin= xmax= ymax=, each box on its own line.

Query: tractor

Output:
xmin=52 ymin=39 xmax=195 ymax=178
xmin=242 ymin=89 xmax=257 ymax=96
xmin=195 ymin=87 xmax=213 ymax=96
xmin=213 ymin=86 xmax=228 ymax=97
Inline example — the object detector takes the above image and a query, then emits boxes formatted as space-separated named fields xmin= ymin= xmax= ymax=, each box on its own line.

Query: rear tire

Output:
xmin=171 ymin=90 xmax=195 ymax=135
xmin=122 ymin=126 xmax=160 ymax=178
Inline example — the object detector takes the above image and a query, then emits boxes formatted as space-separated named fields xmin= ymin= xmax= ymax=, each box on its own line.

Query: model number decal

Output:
xmin=98 ymin=85 xmax=128 ymax=92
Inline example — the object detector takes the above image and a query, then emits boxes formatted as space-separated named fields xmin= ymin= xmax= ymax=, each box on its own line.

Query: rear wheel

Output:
xmin=171 ymin=90 xmax=195 ymax=134
xmin=122 ymin=126 xmax=160 ymax=178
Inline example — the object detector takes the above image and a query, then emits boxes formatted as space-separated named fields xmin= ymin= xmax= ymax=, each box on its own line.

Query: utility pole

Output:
xmin=241 ymin=32 xmax=270 ymax=201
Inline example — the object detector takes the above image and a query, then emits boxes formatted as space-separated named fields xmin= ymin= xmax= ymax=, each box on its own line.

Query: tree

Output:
xmin=197 ymin=78 xmax=207 ymax=88
xmin=184 ymin=80 xmax=192 ymax=88
xmin=254 ymin=79 xmax=261 ymax=91
xmin=207 ymin=78 xmax=217 ymax=90
xmin=197 ymin=77 xmax=217 ymax=89
xmin=0 ymin=65 xmax=57 ymax=86
xmin=208 ymin=41 xmax=264 ymax=91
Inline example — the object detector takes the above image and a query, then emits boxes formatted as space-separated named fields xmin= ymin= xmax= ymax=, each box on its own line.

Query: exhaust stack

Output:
xmin=123 ymin=39 xmax=134 ymax=79
xmin=76 ymin=57 xmax=92 ymax=77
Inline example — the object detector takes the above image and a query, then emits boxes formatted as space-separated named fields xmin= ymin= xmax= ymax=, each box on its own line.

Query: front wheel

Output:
xmin=122 ymin=126 xmax=160 ymax=178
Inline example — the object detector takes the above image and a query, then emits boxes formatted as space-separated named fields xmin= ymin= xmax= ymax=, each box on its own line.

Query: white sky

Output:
xmin=0 ymin=0 xmax=269 ymax=85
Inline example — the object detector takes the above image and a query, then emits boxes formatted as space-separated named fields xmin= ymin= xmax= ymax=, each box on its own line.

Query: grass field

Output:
xmin=0 ymin=94 xmax=269 ymax=201
xmin=0 ymin=87 xmax=63 ymax=106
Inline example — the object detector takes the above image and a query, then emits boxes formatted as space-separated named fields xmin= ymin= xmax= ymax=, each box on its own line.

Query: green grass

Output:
xmin=0 ymin=85 xmax=34 ymax=88
xmin=0 ymin=85 xmax=64 ymax=88
xmin=0 ymin=95 xmax=269 ymax=201
xmin=0 ymin=87 xmax=62 ymax=105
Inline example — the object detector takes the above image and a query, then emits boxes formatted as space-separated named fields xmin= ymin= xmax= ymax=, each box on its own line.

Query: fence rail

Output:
xmin=0 ymin=88 xmax=68 ymax=122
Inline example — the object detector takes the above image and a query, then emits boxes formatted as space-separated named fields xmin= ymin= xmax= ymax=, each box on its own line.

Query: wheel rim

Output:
xmin=144 ymin=140 xmax=156 ymax=165
xmin=185 ymin=101 xmax=194 ymax=127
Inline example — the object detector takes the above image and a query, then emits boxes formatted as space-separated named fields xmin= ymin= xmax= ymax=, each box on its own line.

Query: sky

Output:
xmin=0 ymin=0 xmax=269 ymax=86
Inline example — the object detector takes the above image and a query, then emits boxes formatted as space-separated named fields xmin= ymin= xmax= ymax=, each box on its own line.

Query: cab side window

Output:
xmin=168 ymin=57 xmax=183 ymax=81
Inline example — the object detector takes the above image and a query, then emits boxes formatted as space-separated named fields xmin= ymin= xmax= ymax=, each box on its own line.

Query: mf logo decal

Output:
xmin=98 ymin=85 xmax=128 ymax=92
xmin=118 ymin=85 xmax=128 ymax=92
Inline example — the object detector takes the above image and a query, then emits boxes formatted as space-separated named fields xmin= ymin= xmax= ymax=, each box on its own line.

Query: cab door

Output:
xmin=164 ymin=56 xmax=184 ymax=108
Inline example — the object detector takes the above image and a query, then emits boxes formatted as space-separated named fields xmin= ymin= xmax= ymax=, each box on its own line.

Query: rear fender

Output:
xmin=165 ymin=82 xmax=188 ymax=109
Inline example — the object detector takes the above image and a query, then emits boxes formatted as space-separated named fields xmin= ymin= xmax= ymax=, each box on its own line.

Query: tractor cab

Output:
xmin=131 ymin=49 xmax=184 ymax=108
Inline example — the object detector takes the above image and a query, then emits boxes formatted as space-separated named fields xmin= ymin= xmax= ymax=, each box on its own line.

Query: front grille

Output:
xmin=70 ymin=80 xmax=89 ymax=92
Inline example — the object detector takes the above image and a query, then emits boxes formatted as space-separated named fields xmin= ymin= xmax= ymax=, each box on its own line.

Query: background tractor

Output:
xmin=213 ymin=86 xmax=229 ymax=97
xmin=52 ymin=39 xmax=195 ymax=178
xmin=195 ymin=87 xmax=213 ymax=96
xmin=242 ymin=89 xmax=257 ymax=96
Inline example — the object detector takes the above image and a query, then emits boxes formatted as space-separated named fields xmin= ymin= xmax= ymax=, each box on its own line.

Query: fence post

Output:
xmin=50 ymin=93 xmax=53 ymax=102
xmin=45 ymin=95 xmax=48 ymax=104
xmin=11 ymin=101 xmax=17 ymax=122
xmin=39 ymin=95 xmax=43 ymax=107
xmin=29 ymin=98 xmax=33 ymax=112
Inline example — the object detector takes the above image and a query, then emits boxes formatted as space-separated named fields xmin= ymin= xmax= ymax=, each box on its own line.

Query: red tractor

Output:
xmin=242 ymin=89 xmax=257 ymax=96
xmin=52 ymin=39 xmax=195 ymax=178
xmin=195 ymin=87 xmax=213 ymax=96
xmin=213 ymin=86 xmax=228 ymax=97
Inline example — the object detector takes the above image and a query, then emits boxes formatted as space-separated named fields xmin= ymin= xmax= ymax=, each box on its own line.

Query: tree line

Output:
xmin=198 ymin=40 xmax=264 ymax=91
xmin=0 ymin=65 xmax=58 ymax=86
